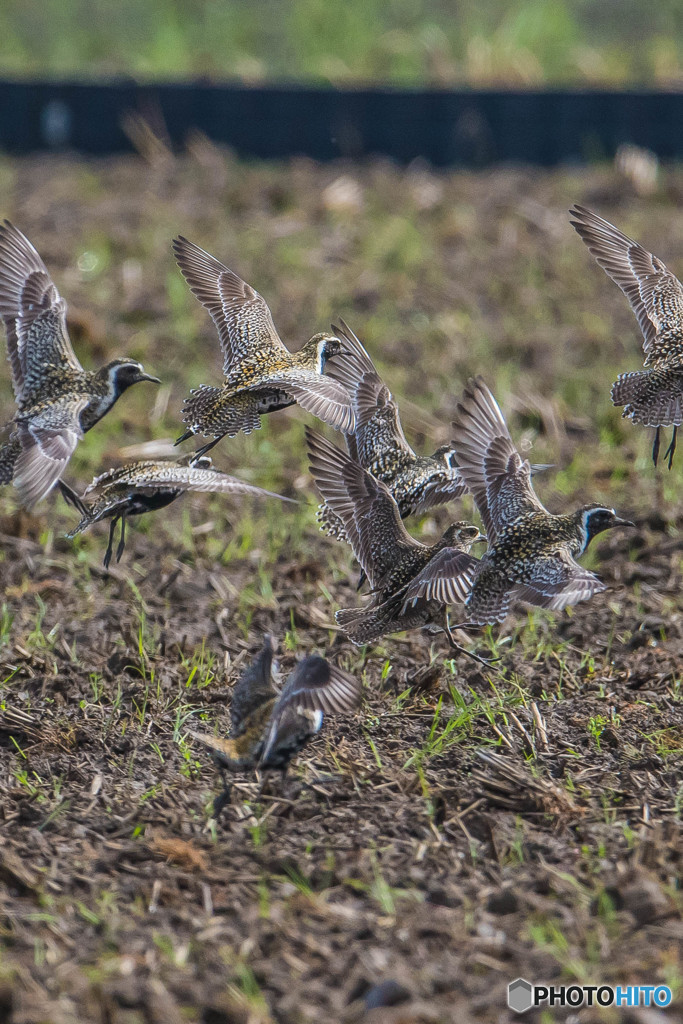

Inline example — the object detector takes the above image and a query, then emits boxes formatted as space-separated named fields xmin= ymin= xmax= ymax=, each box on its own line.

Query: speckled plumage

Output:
xmin=570 ymin=204 xmax=683 ymax=468
xmin=306 ymin=427 xmax=486 ymax=652
xmin=189 ymin=637 xmax=361 ymax=813
xmin=173 ymin=237 xmax=354 ymax=451
xmin=445 ymin=378 xmax=633 ymax=625
xmin=318 ymin=319 xmax=466 ymax=541
xmin=67 ymin=453 xmax=295 ymax=568
xmin=0 ymin=221 xmax=159 ymax=507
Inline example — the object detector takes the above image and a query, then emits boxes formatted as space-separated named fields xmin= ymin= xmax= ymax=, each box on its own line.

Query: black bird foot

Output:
xmin=443 ymin=620 xmax=500 ymax=668
xmin=194 ymin=437 xmax=221 ymax=459
xmin=664 ymin=427 xmax=677 ymax=470
xmin=103 ymin=516 xmax=119 ymax=570
xmin=212 ymin=784 xmax=233 ymax=818
xmin=115 ymin=517 xmax=127 ymax=563
xmin=448 ymin=639 xmax=501 ymax=668
xmin=652 ymin=427 xmax=661 ymax=467
xmin=58 ymin=480 xmax=88 ymax=516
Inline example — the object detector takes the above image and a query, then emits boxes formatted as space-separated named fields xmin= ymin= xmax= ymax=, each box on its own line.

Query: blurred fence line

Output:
xmin=0 ymin=80 xmax=681 ymax=164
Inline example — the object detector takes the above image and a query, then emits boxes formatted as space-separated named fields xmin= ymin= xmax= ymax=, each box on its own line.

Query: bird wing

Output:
xmin=173 ymin=236 xmax=287 ymax=374
xmin=512 ymin=551 xmax=606 ymax=611
xmin=570 ymin=204 xmax=683 ymax=366
xmin=451 ymin=377 xmax=545 ymax=541
xmin=273 ymin=370 xmax=355 ymax=433
xmin=86 ymin=461 xmax=298 ymax=503
xmin=0 ymin=221 xmax=83 ymax=400
xmin=410 ymin=472 xmax=468 ymax=514
xmin=401 ymin=547 xmax=479 ymax=609
xmin=326 ymin=318 xmax=415 ymax=459
xmin=81 ymin=461 xmax=160 ymax=497
xmin=260 ymin=656 xmax=360 ymax=766
xmin=229 ymin=636 xmax=276 ymax=736
xmin=306 ymin=426 xmax=422 ymax=589
xmin=272 ymin=656 xmax=361 ymax=718
xmin=13 ymin=396 xmax=88 ymax=508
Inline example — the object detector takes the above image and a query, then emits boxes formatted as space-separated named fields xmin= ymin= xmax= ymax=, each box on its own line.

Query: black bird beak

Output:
xmin=139 ymin=373 xmax=161 ymax=384
xmin=474 ymin=532 xmax=487 ymax=543
xmin=614 ymin=517 xmax=635 ymax=528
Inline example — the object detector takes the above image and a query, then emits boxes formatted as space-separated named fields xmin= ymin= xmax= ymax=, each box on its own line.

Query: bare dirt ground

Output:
xmin=0 ymin=150 xmax=681 ymax=1023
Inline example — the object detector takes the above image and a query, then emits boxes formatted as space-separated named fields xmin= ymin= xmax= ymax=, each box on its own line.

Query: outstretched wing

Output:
xmin=411 ymin=472 xmax=468 ymax=515
xmin=451 ymin=377 xmax=545 ymax=540
xmin=306 ymin=427 xmax=422 ymax=589
xmin=85 ymin=460 xmax=297 ymax=504
xmin=275 ymin=370 xmax=355 ymax=433
xmin=570 ymin=205 xmax=683 ymax=366
xmin=401 ymin=547 xmax=478 ymax=609
xmin=273 ymin=656 xmax=361 ymax=717
xmin=0 ymin=221 xmax=82 ymax=400
xmin=173 ymin=236 xmax=287 ymax=374
xmin=260 ymin=656 xmax=361 ymax=766
xmin=326 ymin=318 xmax=415 ymax=463
xmin=512 ymin=551 xmax=605 ymax=611
xmin=14 ymin=396 xmax=88 ymax=508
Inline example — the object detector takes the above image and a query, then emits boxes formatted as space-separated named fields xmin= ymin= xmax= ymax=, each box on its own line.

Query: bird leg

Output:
xmin=664 ymin=427 xmax=677 ymax=470
xmin=443 ymin=612 xmax=500 ymax=667
xmin=212 ymin=781 xmax=233 ymax=818
xmin=652 ymin=427 xmax=661 ymax=467
xmin=211 ymin=762 xmax=234 ymax=818
xmin=58 ymin=480 xmax=88 ymax=516
xmin=115 ymin=516 xmax=127 ymax=563
xmin=193 ymin=436 xmax=221 ymax=459
xmin=103 ymin=516 xmax=120 ymax=569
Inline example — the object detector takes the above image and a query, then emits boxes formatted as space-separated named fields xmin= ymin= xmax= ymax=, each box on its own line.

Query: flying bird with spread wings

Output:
xmin=172 ymin=237 xmax=354 ymax=454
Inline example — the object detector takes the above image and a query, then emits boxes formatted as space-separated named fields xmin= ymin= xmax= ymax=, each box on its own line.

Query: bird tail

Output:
xmin=181 ymin=386 xmax=263 ymax=439
xmin=465 ymin=580 xmax=512 ymax=625
xmin=611 ymin=367 xmax=683 ymax=426
xmin=336 ymin=595 xmax=428 ymax=645
xmin=335 ymin=606 xmax=390 ymax=645
xmin=0 ymin=435 xmax=21 ymax=484
xmin=316 ymin=502 xmax=348 ymax=541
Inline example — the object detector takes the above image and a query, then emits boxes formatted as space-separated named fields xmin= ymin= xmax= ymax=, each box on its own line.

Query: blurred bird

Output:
xmin=67 ymin=452 xmax=296 ymax=568
xmin=172 ymin=237 xmax=354 ymax=453
xmin=306 ymin=427 xmax=489 ymax=661
xmin=319 ymin=319 xmax=466 ymax=545
xmin=0 ymin=221 xmax=159 ymax=508
xmin=438 ymin=377 xmax=634 ymax=625
xmin=570 ymin=204 xmax=683 ymax=468
xmin=189 ymin=636 xmax=361 ymax=814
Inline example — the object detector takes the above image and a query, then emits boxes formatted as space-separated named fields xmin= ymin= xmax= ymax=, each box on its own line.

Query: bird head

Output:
xmin=305 ymin=332 xmax=342 ymax=372
xmin=576 ymin=504 xmax=634 ymax=553
xmin=99 ymin=359 xmax=161 ymax=396
xmin=443 ymin=521 xmax=487 ymax=550
xmin=430 ymin=443 xmax=458 ymax=471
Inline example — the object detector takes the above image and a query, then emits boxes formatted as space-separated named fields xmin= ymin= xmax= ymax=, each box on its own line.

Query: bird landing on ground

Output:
xmin=188 ymin=636 xmax=361 ymax=816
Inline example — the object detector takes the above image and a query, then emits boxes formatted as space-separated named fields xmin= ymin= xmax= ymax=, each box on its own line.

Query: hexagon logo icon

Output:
xmin=508 ymin=978 xmax=533 ymax=1013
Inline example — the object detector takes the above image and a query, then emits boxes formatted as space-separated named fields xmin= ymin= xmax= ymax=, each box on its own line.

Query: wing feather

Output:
xmin=451 ymin=378 xmax=545 ymax=540
xmin=570 ymin=204 xmax=683 ymax=366
xmin=173 ymin=236 xmax=287 ymax=374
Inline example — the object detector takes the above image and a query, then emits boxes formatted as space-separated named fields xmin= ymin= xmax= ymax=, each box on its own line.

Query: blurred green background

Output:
xmin=0 ymin=0 xmax=680 ymax=86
